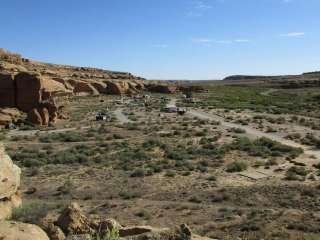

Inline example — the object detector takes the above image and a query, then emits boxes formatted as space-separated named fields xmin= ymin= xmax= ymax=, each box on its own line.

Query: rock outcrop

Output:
xmin=44 ymin=202 xmax=212 ymax=240
xmin=0 ymin=108 xmax=22 ymax=125
xmin=0 ymin=71 xmax=63 ymax=126
xmin=0 ymin=143 xmax=21 ymax=220
xmin=0 ymin=72 xmax=15 ymax=108
xmin=0 ymin=48 xmax=185 ymax=126
xmin=0 ymin=143 xmax=49 ymax=240
xmin=55 ymin=203 xmax=95 ymax=235
xmin=0 ymin=221 xmax=50 ymax=240
xmin=15 ymin=72 xmax=44 ymax=112
xmin=147 ymin=84 xmax=178 ymax=94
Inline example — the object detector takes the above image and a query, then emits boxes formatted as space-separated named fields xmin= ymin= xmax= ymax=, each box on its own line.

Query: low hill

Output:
xmin=222 ymin=72 xmax=320 ymax=88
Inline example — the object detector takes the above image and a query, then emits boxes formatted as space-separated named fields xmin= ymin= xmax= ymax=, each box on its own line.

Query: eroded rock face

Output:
xmin=147 ymin=84 xmax=177 ymax=94
xmin=15 ymin=72 xmax=44 ymax=112
xmin=105 ymin=81 xmax=124 ymax=95
xmin=0 ymin=72 xmax=15 ymax=108
xmin=0 ymin=221 xmax=50 ymax=240
xmin=69 ymin=80 xmax=99 ymax=96
xmin=0 ymin=143 xmax=21 ymax=220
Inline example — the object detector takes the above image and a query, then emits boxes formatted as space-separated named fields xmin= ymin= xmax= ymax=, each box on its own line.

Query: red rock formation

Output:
xmin=147 ymin=84 xmax=177 ymax=94
xmin=0 ymin=73 xmax=15 ymax=108
xmin=15 ymin=72 xmax=44 ymax=112
xmin=0 ymin=108 xmax=22 ymax=125
xmin=105 ymin=81 xmax=124 ymax=95
xmin=69 ymin=80 xmax=99 ymax=96
xmin=27 ymin=108 xmax=42 ymax=125
xmin=91 ymin=81 xmax=107 ymax=94
xmin=38 ymin=107 xmax=50 ymax=126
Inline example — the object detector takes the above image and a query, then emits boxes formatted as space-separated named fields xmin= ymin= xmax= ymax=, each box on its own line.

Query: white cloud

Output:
xmin=234 ymin=39 xmax=250 ymax=43
xmin=192 ymin=38 xmax=212 ymax=43
xmin=194 ymin=0 xmax=212 ymax=10
xmin=192 ymin=38 xmax=251 ymax=45
xmin=280 ymin=32 xmax=305 ymax=37
xmin=215 ymin=40 xmax=233 ymax=44
xmin=187 ymin=0 xmax=212 ymax=17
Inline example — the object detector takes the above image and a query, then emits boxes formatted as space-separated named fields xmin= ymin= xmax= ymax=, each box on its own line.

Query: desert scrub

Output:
xmin=230 ymin=128 xmax=246 ymax=134
xmin=285 ymin=166 xmax=308 ymax=181
xmin=11 ymin=201 xmax=64 ymax=224
xmin=226 ymin=161 xmax=248 ymax=173
xmin=39 ymin=131 xmax=86 ymax=143
xmin=10 ymin=148 xmax=49 ymax=167
xmin=229 ymin=137 xmax=303 ymax=159
xmin=130 ymin=168 xmax=145 ymax=177
xmin=301 ymin=133 xmax=320 ymax=149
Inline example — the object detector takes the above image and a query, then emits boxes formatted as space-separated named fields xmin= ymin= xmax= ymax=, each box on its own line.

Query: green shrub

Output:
xmin=231 ymin=128 xmax=246 ymax=134
xmin=165 ymin=170 xmax=176 ymax=177
xmin=229 ymin=137 xmax=303 ymax=159
xmin=39 ymin=132 xmax=85 ymax=143
xmin=285 ymin=166 xmax=308 ymax=181
xmin=130 ymin=168 xmax=145 ymax=177
xmin=11 ymin=202 xmax=63 ymax=224
xmin=226 ymin=161 xmax=248 ymax=173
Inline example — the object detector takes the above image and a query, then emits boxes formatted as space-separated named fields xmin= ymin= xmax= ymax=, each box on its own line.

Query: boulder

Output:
xmin=41 ymin=101 xmax=59 ymax=123
xmin=0 ymin=108 xmax=22 ymax=125
xmin=0 ymin=221 xmax=49 ymax=240
xmin=38 ymin=107 xmax=50 ymax=126
xmin=41 ymin=221 xmax=66 ymax=240
xmin=96 ymin=219 xmax=122 ymax=235
xmin=0 ymin=143 xmax=21 ymax=220
xmin=0 ymin=113 xmax=14 ymax=125
xmin=0 ymin=72 xmax=15 ymax=108
xmin=55 ymin=203 xmax=94 ymax=235
xmin=119 ymin=226 xmax=155 ymax=237
xmin=0 ymin=144 xmax=21 ymax=200
xmin=27 ymin=108 xmax=42 ymax=125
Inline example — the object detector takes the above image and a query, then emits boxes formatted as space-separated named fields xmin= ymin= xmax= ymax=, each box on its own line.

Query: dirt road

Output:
xmin=114 ymin=109 xmax=132 ymax=124
xmin=188 ymin=109 xmax=320 ymax=160
xmin=7 ymin=126 xmax=92 ymax=138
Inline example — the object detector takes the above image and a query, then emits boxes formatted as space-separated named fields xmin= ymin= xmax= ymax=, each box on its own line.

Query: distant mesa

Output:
xmin=222 ymin=72 xmax=320 ymax=88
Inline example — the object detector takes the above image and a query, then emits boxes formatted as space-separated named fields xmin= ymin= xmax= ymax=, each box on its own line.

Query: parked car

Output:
xmin=177 ymin=108 xmax=187 ymax=115
xmin=96 ymin=112 xmax=109 ymax=121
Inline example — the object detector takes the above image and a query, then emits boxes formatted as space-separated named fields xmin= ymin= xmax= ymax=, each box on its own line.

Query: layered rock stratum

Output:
xmin=0 ymin=48 xmax=182 ymax=125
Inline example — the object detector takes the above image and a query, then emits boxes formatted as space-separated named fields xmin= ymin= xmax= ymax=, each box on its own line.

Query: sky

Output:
xmin=1 ymin=0 xmax=320 ymax=80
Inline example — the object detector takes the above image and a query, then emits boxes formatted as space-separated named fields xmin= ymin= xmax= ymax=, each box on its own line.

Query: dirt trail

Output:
xmin=260 ymin=88 xmax=278 ymax=96
xmin=7 ymin=126 xmax=92 ymax=138
xmin=188 ymin=109 xmax=320 ymax=160
xmin=114 ymin=109 xmax=132 ymax=124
